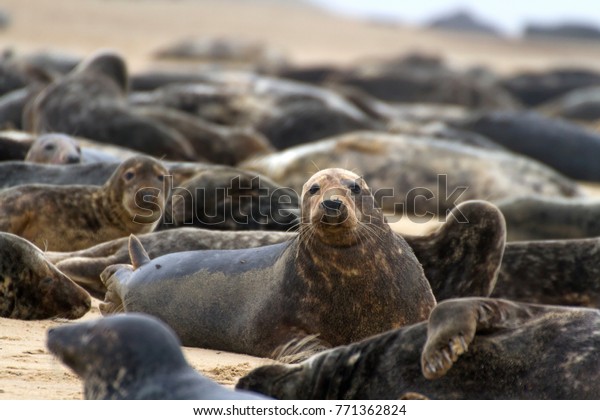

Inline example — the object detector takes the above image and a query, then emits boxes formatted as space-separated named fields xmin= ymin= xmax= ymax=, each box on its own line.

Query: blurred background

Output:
xmin=2 ymin=0 xmax=600 ymax=73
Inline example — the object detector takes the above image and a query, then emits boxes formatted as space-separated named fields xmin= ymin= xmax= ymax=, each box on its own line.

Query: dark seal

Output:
xmin=46 ymin=313 xmax=267 ymax=400
xmin=0 ymin=155 xmax=168 ymax=251
xmin=100 ymin=168 xmax=436 ymax=358
xmin=237 ymin=297 xmax=600 ymax=399
xmin=0 ymin=232 xmax=90 ymax=320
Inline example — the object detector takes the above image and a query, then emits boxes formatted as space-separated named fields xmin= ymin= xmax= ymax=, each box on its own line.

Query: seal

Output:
xmin=0 ymin=155 xmax=168 ymax=251
xmin=46 ymin=313 xmax=267 ymax=400
xmin=128 ymin=72 xmax=376 ymax=150
xmin=497 ymin=196 xmax=600 ymax=241
xmin=491 ymin=236 xmax=600 ymax=307
xmin=455 ymin=110 xmax=600 ymax=181
xmin=0 ymin=232 xmax=90 ymax=320
xmin=25 ymin=133 xmax=82 ymax=164
xmin=158 ymin=165 xmax=299 ymax=232
xmin=240 ymin=131 xmax=583 ymax=215
xmin=237 ymin=297 xmax=600 ymax=399
xmin=23 ymin=50 xmax=198 ymax=161
xmin=50 ymin=200 xmax=504 ymax=301
xmin=135 ymin=106 xmax=274 ymax=165
xmin=100 ymin=168 xmax=436 ymax=358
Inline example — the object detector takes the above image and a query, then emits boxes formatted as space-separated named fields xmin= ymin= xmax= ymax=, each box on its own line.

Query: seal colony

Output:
xmin=0 ymin=155 xmax=168 ymax=251
xmin=100 ymin=168 xmax=437 ymax=357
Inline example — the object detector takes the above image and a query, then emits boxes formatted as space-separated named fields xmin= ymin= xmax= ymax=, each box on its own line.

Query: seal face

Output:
xmin=25 ymin=133 xmax=82 ymax=164
xmin=46 ymin=313 xmax=267 ymax=400
xmin=100 ymin=168 xmax=436 ymax=358
xmin=0 ymin=155 xmax=169 ymax=251
xmin=0 ymin=232 xmax=90 ymax=320
xmin=237 ymin=298 xmax=600 ymax=399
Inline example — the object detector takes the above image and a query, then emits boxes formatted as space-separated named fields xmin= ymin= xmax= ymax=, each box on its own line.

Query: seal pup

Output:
xmin=237 ymin=298 xmax=600 ymax=399
xmin=46 ymin=313 xmax=267 ymax=400
xmin=25 ymin=133 xmax=82 ymax=164
xmin=240 ymin=131 xmax=583 ymax=215
xmin=100 ymin=168 xmax=436 ymax=357
xmin=0 ymin=232 xmax=90 ymax=320
xmin=0 ymin=155 xmax=168 ymax=251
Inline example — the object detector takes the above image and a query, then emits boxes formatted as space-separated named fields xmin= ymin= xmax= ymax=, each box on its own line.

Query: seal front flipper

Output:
xmin=421 ymin=297 xmax=545 ymax=380
xmin=404 ymin=200 xmax=506 ymax=301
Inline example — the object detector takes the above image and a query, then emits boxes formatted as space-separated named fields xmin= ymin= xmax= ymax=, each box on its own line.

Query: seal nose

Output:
xmin=322 ymin=199 xmax=343 ymax=212
xmin=65 ymin=154 xmax=81 ymax=164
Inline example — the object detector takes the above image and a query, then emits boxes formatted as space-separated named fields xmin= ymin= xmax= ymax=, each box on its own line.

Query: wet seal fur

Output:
xmin=100 ymin=168 xmax=436 ymax=358
xmin=0 ymin=232 xmax=90 ymax=320
xmin=237 ymin=297 xmax=600 ymax=399
xmin=46 ymin=313 xmax=267 ymax=400
xmin=0 ymin=155 xmax=168 ymax=251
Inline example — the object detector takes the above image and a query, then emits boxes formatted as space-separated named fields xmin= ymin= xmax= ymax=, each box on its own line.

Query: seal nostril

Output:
xmin=322 ymin=199 xmax=342 ymax=211
xmin=66 ymin=155 xmax=80 ymax=164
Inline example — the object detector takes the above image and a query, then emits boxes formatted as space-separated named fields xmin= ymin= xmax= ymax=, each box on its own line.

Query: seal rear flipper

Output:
xmin=421 ymin=297 xmax=547 ymax=380
xmin=128 ymin=234 xmax=150 ymax=269
xmin=99 ymin=263 xmax=132 ymax=315
xmin=404 ymin=200 xmax=506 ymax=301
xmin=56 ymin=257 xmax=114 ymax=300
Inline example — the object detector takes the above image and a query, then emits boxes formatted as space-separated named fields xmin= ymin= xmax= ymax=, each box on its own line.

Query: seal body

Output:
xmin=0 ymin=232 xmax=90 ymax=320
xmin=240 ymin=131 xmax=583 ymax=215
xmin=0 ymin=156 xmax=168 ymax=251
xmin=52 ymin=200 xmax=504 ymax=301
xmin=237 ymin=298 xmax=600 ymax=399
xmin=46 ymin=313 xmax=267 ymax=400
xmin=498 ymin=196 xmax=600 ymax=241
xmin=456 ymin=110 xmax=600 ymax=181
xmin=101 ymin=168 xmax=436 ymax=357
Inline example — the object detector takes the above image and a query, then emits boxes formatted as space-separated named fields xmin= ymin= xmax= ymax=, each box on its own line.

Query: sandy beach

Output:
xmin=2 ymin=0 xmax=600 ymax=400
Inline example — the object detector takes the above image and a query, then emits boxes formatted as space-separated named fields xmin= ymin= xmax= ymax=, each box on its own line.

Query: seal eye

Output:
xmin=43 ymin=143 xmax=55 ymax=151
xmin=124 ymin=171 xmax=135 ymax=181
xmin=308 ymin=184 xmax=320 ymax=195
xmin=349 ymin=183 xmax=361 ymax=195
xmin=157 ymin=174 xmax=164 ymax=182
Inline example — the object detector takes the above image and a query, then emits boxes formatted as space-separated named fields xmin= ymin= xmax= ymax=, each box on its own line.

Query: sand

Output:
xmin=1 ymin=0 xmax=600 ymax=400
